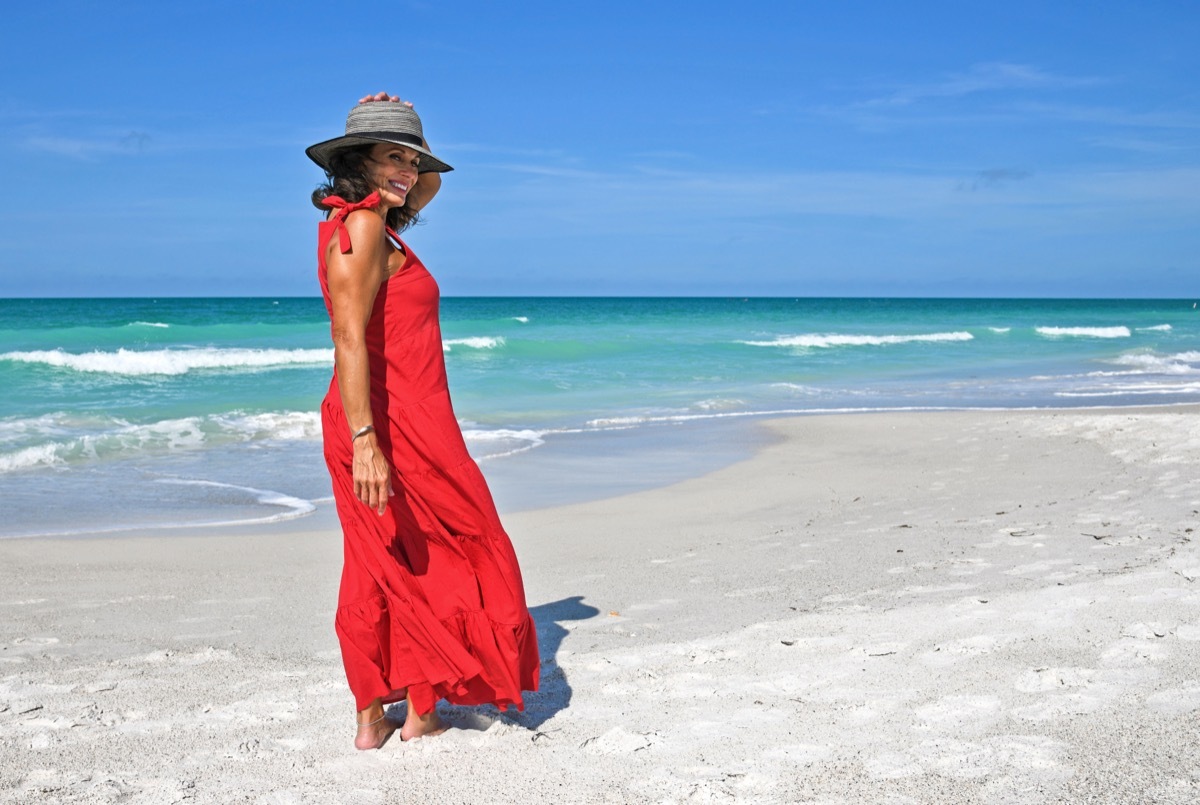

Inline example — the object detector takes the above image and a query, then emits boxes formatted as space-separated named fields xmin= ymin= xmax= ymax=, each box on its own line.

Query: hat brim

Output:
xmin=306 ymin=135 xmax=453 ymax=174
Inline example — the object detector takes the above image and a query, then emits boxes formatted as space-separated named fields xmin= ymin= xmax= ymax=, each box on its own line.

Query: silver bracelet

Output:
xmin=351 ymin=424 xmax=375 ymax=441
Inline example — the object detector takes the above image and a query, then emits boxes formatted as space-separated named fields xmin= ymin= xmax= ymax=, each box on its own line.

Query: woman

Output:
xmin=307 ymin=94 xmax=540 ymax=749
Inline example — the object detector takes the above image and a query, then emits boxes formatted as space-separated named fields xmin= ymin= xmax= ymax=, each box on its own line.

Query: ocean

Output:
xmin=2 ymin=297 xmax=1198 ymax=538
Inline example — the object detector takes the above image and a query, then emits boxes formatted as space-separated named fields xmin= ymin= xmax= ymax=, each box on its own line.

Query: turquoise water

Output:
xmin=2 ymin=297 xmax=1198 ymax=537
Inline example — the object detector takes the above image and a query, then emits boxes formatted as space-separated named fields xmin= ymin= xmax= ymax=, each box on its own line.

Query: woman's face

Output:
xmin=365 ymin=142 xmax=421 ymax=207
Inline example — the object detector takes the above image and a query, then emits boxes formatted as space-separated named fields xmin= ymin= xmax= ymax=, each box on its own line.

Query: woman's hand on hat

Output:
xmin=358 ymin=91 xmax=413 ymax=108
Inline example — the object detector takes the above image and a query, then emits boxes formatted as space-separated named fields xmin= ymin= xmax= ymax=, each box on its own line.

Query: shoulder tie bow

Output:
xmin=321 ymin=192 xmax=382 ymax=254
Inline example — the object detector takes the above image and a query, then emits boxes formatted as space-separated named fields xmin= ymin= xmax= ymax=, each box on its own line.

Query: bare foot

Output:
xmin=400 ymin=696 xmax=448 ymax=742
xmin=353 ymin=698 xmax=399 ymax=751
xmin=354 ymin=717 xmax=399 ymax=750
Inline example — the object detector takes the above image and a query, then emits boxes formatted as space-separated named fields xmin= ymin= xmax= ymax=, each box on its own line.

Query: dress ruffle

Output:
xmin=335 ymin=591 xmax=540 ymax=714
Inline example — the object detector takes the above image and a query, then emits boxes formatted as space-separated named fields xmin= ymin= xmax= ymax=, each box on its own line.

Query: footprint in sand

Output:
xmin=176 ymin=647 xmax=234 ymax=666
xmin=764 ymin=743 xmax=832 ymax=764
xmin=914 ymin=738 xmax=996 ymax=779
xmin=688 ymin=648 xmax=741 ymax=664
xmin=580 ymin=726 xmax=655 ymax=754
xmin=919 ymin=735 xmax=1068 ymax=781
xmin=1010 ymin=694 xmax=1107 ymax=721
xmin=723 ymin=586 xmax=782 ymax=599
xmin=1004 ymin=559 xmax=1073 ymax=577
xmin=1013 ymin=667 xmax=1100 ymax=693
xmin=1176 ymin=624 xmax=1200 ymax=641
xmin=921 ymin=634 xmax=1016 ymax=667
xmin=1101 ymin=638 xmax=1169 ymax=665
xmin=946 ymin=559 xmax=992 ymax=577
xmin=914 ymin=696 xmax=1003 ymax=732
xmin=863 ymin=750 xmax=923 ymax=779
xmin=1145 ymin=685 xmax=1200 ymax=715
xmin=1121 ymin=622 xmax=1171 ymax=639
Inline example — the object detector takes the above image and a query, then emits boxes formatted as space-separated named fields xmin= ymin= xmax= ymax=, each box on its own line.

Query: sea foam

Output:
xmin=0 ymin=347 xmax=333 ymax=376
xmin=586 ymin=405 xmax=968 ymax=428
xmin=1056 ymin=381 xmax=1200 ymax=398
xmin=0 ymin=410 xmax=322 ymax=474
xmin=442 ymin=336 xmax=505 ymax=352
xmin=461 ymin=427 xmax=546 ymax=460
xmin=1103 ymin=351 xmax=1200 ymax=375
xmin=1035 ymin=326 xmax=1131 ymax=338
xmin=156 ymin=478 xmax=316 ymax=521
xmin=739 ymin=332 xmax=974 ymax=349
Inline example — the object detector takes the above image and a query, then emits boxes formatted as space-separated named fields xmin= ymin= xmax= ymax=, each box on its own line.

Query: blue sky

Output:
xmin=2 ymin=1 xmax=1197 ymax=297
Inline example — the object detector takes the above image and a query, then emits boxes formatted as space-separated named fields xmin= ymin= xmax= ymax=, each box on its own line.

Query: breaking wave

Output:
xmin=442 ymin=336 xmax=505 ymax=352
xmin=0 ymin=347 xmax=333 ymax=376
xmin=739 ymin=332 xmax=974 ymax=349
xmin=1035 ymin=326 xmax=1131 ymax=339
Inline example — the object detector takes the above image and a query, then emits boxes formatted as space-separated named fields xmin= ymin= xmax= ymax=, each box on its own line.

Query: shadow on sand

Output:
xmin=514 ymin=595 xmax=601 ymax=729
xmin=422 ymin=595 xmax=600 ymax=733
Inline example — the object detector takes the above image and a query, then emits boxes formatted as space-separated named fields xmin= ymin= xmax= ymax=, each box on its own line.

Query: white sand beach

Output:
xmin=2 ymin=407 xmax=1199 ymax=804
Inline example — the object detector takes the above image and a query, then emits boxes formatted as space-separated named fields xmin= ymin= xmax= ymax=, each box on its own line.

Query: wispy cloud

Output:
xmin=441 ymin=142 xmax=577 ymax=160
xmin=1087 ymin=135 xmax=1195 ymax=154
xmin=1008 ymin=102 xmax=1200 ymax=130
xmin=23 ymin=130 xmax=152 ymax=159
xmin=815 ymin=63 xmax=1197 ymax=145
xmin=956 ymin=168 xmax=1032 ymax=191
xmin=858 ymin=62 xmax=1103 ymax=108
xmin=455 ymin=158 xmax=1200 ymax=240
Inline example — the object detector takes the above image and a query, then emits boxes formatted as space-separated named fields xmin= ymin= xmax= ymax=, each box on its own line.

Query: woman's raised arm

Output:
xmin=409 ymin=154 xmax=442 ymax=212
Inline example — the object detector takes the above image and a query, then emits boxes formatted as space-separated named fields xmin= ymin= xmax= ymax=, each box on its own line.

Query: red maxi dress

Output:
xmin=317 ymin=193 xmax=540 ymax=716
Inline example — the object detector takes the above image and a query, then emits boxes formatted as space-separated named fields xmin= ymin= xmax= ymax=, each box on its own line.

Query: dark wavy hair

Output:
xmin=311 ymin=143 xmax=420 ymax=233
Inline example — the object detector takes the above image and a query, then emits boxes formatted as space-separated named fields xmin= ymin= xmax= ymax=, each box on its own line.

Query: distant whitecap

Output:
xmin=738 ymin=332 xmax=974 ymax=349
xmin=442 ymin=336 xmax=505 ymax=352
xmin=1035 ymin=326 xmax=1131 ymax=338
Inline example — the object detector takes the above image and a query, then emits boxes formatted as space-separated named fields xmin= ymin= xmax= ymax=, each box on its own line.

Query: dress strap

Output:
xmin=321 ymin=192 xmax=382 ymax=254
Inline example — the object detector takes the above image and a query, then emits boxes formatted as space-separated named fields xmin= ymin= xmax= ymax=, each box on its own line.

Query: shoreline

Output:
xmin=2 ymin=404 xmax=1199 ymax=801
xmin=5 ymin=400 xmax=1198 ymax=542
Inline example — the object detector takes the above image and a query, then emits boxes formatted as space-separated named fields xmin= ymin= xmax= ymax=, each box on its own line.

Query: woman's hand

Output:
xmin=358 ymin=91 xmax=412 ymax=107
xmin=352 ymin=434 xmax=394 ymax=516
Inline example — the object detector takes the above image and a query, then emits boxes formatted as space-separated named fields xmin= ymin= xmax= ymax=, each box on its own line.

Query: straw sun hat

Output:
xmin=306 ymin=102 xmax=453 ymax=174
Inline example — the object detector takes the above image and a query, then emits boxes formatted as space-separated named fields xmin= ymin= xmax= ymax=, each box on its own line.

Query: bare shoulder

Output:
xmin=342 ymin=208 xmax=386 ymax=243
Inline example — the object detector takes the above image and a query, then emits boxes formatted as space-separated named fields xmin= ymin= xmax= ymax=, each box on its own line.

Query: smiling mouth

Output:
xmin=389 ymin=180 xmax=409 ymax=193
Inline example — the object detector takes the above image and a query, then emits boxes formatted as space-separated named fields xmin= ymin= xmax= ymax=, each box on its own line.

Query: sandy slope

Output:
xmin=2 ymin=408 xmax=1198 ymax=804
